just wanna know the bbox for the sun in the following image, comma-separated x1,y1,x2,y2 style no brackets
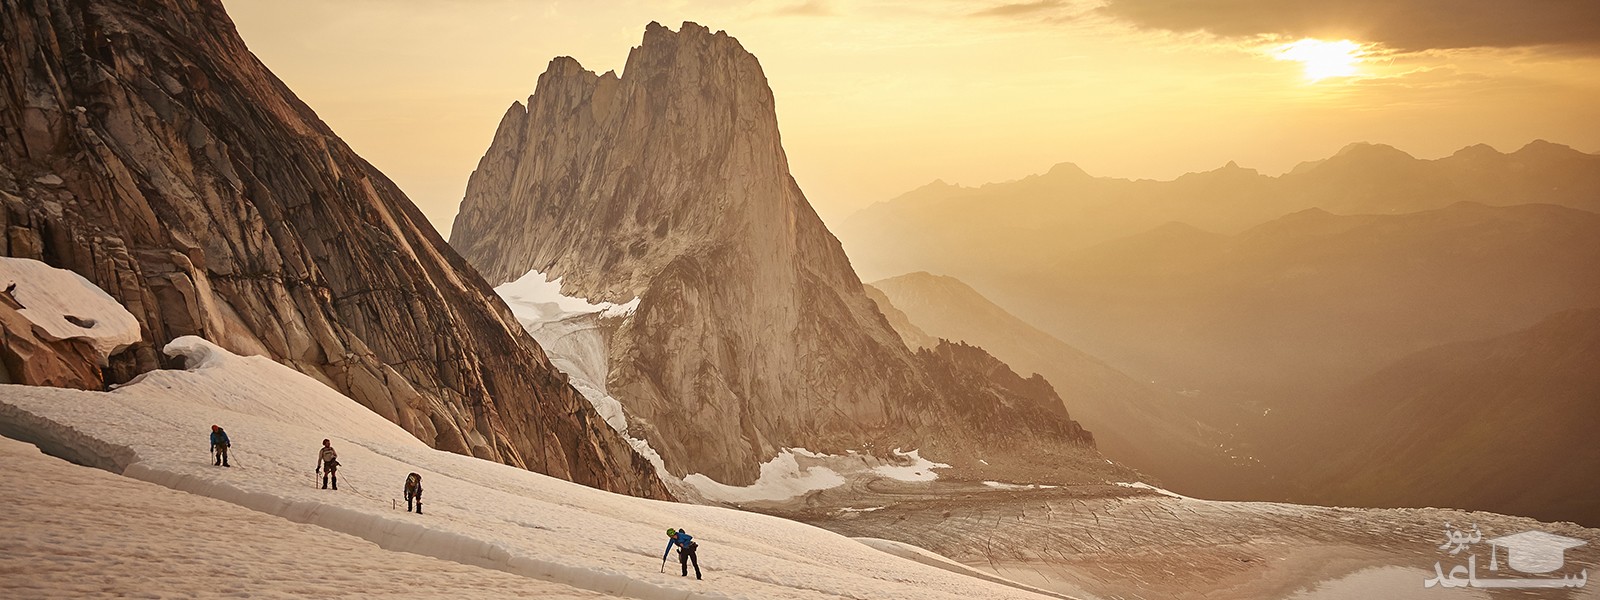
1272,39,1364,82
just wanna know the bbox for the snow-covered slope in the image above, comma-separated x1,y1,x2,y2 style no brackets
0,435,603,599
0,335,1063,599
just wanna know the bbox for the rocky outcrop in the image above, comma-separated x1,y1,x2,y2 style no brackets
0,0,666,498
452,22,1106,485
862,284,938,350
0,296,102,389
0,256,142,389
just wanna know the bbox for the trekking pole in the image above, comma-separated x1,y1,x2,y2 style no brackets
660,556,667,573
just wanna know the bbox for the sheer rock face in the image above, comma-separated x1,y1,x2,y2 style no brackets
452,22,1103,485
0,0,667,499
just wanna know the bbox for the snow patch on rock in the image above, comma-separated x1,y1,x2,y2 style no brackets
873,448,949,482
684,449,849,504
497,269,639,322
1117,481,1201,501
685,447,951,504
0,257,140,359
494,269,681,495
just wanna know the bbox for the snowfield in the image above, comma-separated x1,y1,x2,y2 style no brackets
0,435,603,599
0,334,1065,599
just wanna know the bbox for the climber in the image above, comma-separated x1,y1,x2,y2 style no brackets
315,438,339,490
663,528,702,580
404,472,423,513
209,425,230,467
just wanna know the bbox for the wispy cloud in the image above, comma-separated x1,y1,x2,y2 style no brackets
1096,0,1600,55
970,0,1066,18
772,0,835,17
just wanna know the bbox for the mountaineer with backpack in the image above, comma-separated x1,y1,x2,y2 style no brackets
209,425,230,467
662,528,702,579
404,472,423,513
316,439,339,490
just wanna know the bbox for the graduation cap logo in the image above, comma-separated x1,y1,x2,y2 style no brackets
1486,531,1586,574
1427,525,1590,589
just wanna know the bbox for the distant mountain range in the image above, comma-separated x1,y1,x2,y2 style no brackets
1038,202,1600,404
839,142,1600,523
839,140,1600,284
867,272,1250,497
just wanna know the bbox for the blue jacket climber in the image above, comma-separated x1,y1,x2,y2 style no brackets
663,528,702,579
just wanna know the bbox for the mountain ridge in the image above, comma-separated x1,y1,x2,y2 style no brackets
839,139,1600,283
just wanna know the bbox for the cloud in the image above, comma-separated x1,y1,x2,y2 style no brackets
971,0,1067,18
772,0,835,17
1096,0,1600,53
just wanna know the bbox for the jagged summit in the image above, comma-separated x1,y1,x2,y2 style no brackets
453,20,791,295
451,23,1115,486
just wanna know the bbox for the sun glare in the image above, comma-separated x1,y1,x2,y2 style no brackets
1272,39,1364,82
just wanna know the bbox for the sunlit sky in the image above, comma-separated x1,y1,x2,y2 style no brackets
224,0,1600,235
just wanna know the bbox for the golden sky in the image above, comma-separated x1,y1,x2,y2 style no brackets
224,0,1600,235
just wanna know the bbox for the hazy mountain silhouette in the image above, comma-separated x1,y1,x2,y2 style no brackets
868,272,1251,498
1031,202,1600,406
842,142,1600,521
1286,307,1600,526
839,141,1600,284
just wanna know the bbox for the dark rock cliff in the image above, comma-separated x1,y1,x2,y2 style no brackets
0,0,667,498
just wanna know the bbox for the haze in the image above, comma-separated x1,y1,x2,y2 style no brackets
224,0,1600,234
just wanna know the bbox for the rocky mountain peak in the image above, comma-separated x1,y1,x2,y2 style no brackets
452,23,1109,486
454,21,799,298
